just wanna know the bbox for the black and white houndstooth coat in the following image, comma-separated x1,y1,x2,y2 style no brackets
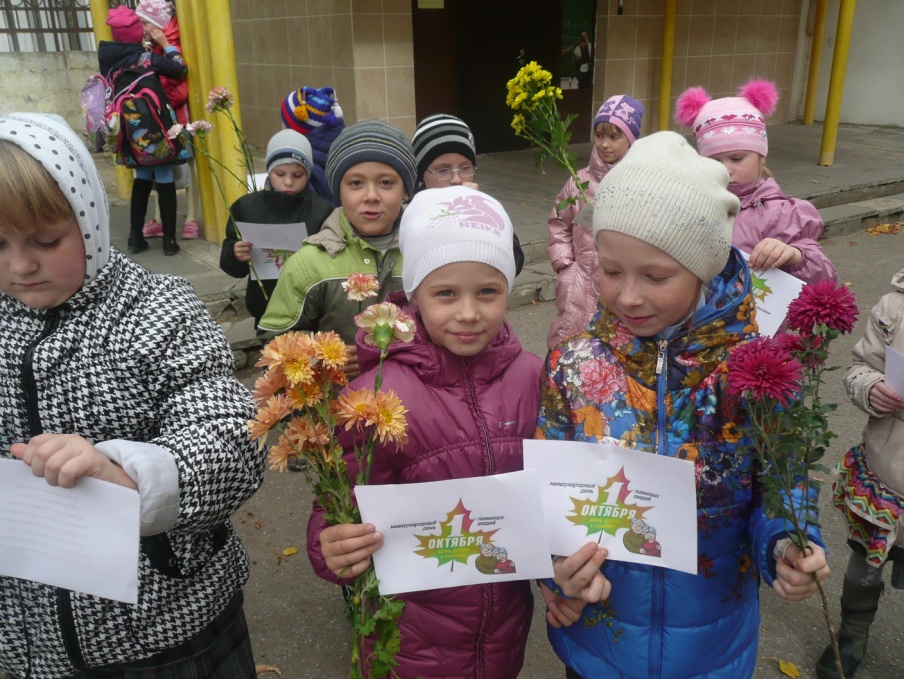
0,113,264,678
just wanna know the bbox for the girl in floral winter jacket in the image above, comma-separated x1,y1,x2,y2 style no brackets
307,187,547,678
538,132,830,679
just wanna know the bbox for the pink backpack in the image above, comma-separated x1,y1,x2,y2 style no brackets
79,73,112,151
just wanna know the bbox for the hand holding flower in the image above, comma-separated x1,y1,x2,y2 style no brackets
773,541,830,601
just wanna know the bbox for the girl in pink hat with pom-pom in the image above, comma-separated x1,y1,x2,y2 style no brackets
676,80,837,286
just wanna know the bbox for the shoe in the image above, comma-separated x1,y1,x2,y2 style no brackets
181,219,200,239
142,219,163,238
816,580,883,679
163,238,180,256
127,235,149,254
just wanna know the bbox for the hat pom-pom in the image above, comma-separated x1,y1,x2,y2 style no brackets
675,87,710,126
739,79,778,117
294,105,308,122
332,101,344,120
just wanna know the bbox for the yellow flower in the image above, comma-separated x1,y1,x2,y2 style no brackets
286,379,324,410
368,390,409,446
313,331,349,369
511,114,525,133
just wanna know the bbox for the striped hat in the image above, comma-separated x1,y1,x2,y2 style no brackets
411,114,477,182
325,119,417,198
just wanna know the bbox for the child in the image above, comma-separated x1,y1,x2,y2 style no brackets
219,129,333,328
0,113,262,677
306,186,543,677
537,131,830,679
817,267,904,679
676,80,837,285
259,119,415,378
546,94,643,348
98,4,188,256
411,113,525,274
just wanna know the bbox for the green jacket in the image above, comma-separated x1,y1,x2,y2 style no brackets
258,207,403,342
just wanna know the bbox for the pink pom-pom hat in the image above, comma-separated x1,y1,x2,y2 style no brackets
675,79,779,158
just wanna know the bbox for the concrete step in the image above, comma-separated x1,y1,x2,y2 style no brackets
819,192,904,239
807,179,904,210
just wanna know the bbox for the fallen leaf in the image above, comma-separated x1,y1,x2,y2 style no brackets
849,241,857,246
811,179,820,183
779,659,801,677
255,664,282,676
866,222,902,235
253,521,264,529
282,547,298,556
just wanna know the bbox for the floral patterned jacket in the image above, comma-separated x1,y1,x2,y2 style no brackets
537,249,824,679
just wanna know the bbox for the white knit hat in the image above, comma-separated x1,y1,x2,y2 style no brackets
593,131,739,282
400,186,516,298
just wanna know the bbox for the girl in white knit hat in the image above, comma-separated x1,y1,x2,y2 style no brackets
536,131,830,679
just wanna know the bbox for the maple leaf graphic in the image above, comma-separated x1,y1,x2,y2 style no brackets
414,499,499,571
264,248,295,270
567,467,650,542
750,271,772,303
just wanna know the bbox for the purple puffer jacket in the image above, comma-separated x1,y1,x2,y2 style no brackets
730,177,838,284
546,145,614,348
307,293,543,679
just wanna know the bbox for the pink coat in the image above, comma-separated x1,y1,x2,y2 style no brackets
546,145,614,348
730,177,837,284
307,294,542,678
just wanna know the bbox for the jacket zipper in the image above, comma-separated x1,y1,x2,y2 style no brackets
21,309,87,673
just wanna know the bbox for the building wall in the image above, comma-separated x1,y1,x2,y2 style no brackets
232,0,415,149
592,0,807,137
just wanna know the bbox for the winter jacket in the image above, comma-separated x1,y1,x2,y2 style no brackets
537,249,824,679
306,122,345,206
0,252,262,678
836,267,904,561
219,186,334,326
730,177,837,284
258,208,403,342
307,292,543,678
147,16,189,126
97,41,187,90
546,144,615,348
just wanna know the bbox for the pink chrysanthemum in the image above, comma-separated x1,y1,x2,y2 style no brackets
775,332,825,369
786,280,859,335
726,337,802,407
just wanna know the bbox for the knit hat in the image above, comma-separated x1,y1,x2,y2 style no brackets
325,120,417,198
266,129,314,176
281,86,344,135
106,6,143,44
135,0,174,29
675,79,779,158
411,114,477,181
593,131,739,282
593,95,645,144
400,186,516,298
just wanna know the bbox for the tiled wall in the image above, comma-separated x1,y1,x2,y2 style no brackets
593,0,805,136
232,0,415,149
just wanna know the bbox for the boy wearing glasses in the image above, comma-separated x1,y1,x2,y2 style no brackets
412,114,524,273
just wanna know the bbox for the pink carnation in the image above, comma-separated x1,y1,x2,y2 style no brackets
726,337,802,407
342,273,380,302
786,280,859,335
206,86,234,113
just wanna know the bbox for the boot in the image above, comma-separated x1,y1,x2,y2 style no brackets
128,178,154,254
816,580,883,679
157,181,180,256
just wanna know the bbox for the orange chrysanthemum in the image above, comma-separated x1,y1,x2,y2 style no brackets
267,433,296,473
286,379,324,410
335,388,375,431
247,394,291,448
368,390,408,446
257,332,316,386
313,331,349,369
251,367,288,403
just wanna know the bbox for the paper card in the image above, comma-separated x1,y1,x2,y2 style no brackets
0,459,139,603
235,221,306,280
523,439,698,574
740,250,806,337
356,470,553,595
885,345,904,399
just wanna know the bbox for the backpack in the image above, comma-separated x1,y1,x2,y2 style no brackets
79,73,112,152
106,67,187,167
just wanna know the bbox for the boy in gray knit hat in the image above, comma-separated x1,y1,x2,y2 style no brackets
260,119,416,378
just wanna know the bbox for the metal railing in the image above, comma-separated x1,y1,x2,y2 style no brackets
0,0,137,52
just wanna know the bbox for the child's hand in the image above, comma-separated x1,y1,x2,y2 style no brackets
772,540,830,601
234,240,253,262
147,25,169,48
320,523,382,578
10,434,138,490
869,381,904,413
552,542,611,603
343,344,360,380
748,238,802,270
538,581,586,628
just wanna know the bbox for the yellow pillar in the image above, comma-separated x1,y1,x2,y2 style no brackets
803,0,828,125
89,0,133,201
657,0,677,131
819,0,857,166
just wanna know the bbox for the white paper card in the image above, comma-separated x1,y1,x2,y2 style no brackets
740,250,806,336
885,345,904,399
235,221,306,280
356,470,553,595
523,439,698,574
0,459,139,603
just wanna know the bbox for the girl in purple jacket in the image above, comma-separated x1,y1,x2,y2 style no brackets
307,187,552,677
676,80,837,285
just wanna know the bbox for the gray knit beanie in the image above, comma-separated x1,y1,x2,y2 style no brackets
411,114,477,182
266,129,313,175
325,119,417,199
593,131,739,282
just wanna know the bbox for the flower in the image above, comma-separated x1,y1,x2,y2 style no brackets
206,86,234,113
185,119,213,136
335,388,374,431
356,302,416,349
726,336,802,407
312,331,349,369
167,123,183,139
342,273,380,302
786,280,859,335
250,366,288,403
776,332,826,369
256,332,316,386
247,394,292,448
367,390,409,446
